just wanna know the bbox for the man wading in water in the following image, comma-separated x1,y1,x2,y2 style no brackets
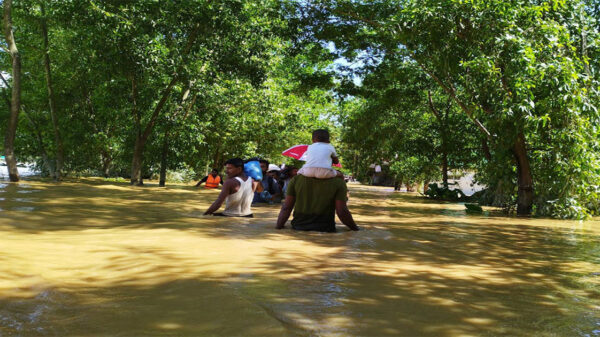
275,173,359,232
204,158,259,217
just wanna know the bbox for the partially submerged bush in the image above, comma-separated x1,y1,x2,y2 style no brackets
425,183,468,201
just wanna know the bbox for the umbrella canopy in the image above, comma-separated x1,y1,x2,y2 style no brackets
281,144,309,160
281,144,342,168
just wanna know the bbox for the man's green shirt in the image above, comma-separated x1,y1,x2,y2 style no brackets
286,175,348,232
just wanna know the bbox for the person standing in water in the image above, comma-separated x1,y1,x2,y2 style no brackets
276,171,359,232
195,169,223,188
204,158,258,217
297,129,343,179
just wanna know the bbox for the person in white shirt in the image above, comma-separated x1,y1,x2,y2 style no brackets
204,158,259,217
297,129,343,179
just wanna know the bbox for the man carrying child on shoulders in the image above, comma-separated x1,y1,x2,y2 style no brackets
276,129,359,232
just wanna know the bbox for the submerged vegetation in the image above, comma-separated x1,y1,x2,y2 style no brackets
1,0,599,218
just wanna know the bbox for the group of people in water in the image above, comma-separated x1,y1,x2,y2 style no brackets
199,129,360,232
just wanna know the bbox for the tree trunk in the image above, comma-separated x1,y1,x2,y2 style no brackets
428,90,450,189
129,25,200,186
41,4,64,181
513,132,533,216
211,145,221,170
158,84,194,187
158,126,170,187
130,75,143,185
481,138,492,161
23,109,54,177
131,139,144,185
394,177,402,191
0,75,49,177
442,151,449,188
3,0,20,182
101,151,112,178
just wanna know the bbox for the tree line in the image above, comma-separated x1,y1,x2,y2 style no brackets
299,0,599,219
1,0,337,186
2,0,599,218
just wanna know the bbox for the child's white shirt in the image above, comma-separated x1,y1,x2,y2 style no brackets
304,142,337,169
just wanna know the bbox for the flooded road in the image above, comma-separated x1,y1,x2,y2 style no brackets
0,179,599,336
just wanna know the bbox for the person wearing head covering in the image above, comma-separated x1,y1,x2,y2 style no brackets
252,159,282,204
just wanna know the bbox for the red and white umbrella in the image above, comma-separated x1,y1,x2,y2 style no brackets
281,144,342,167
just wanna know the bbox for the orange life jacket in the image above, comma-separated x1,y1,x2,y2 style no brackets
205,174,221,189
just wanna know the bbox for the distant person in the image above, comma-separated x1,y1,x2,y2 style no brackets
204,158,258,217
276,174,359,232
267,164,284,202
195,169,223,188
297,129,343,179
280,166,298,196
253,159,281,204
266,164,281,180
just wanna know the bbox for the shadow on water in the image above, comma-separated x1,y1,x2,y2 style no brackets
1,179,599,336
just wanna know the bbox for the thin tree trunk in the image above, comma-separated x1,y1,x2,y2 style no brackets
131,140,144,185
481,138,492,161
513,132,534,216
41,3,64,181
3,0,20,182
23,109,54,177
85,88,114,178
101,150,112,178
0,74,50,177
158,126,170,187
129,25,200,185
211,145,221,169
353,152,358,178
427,90,449,188
442,152,449,188
159,83,194,187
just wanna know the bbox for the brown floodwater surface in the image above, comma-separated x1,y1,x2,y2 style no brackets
0,179,599,336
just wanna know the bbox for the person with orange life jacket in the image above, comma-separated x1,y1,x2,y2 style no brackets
195,169,223,188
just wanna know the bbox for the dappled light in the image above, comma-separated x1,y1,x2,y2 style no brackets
1,180,599,336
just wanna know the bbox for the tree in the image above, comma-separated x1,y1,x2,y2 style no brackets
3,0,21,182
296,0,600,217
40,2,64,181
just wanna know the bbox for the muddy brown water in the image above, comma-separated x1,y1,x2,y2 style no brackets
0,179,599,337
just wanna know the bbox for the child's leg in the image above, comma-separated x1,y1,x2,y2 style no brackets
312,168,339,179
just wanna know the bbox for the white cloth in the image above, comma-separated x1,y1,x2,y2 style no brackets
298,167,338,179
303,142,337,169
223,176,254,216
375,165,382,173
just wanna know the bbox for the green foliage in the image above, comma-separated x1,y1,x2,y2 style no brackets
1,0,599,220
1,0,337,183
297,0,600,218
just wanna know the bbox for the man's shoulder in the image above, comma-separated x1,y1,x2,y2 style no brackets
293,175,345,187
330,177,346,188
224,176,242,185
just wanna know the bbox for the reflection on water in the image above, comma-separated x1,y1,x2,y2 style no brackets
0,179,599,336
16,190,41,194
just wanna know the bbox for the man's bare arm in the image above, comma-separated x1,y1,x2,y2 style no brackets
276,195,296,229
204,180,234,215
335,200,359,231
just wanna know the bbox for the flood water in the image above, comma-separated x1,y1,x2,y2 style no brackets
0,179,599,337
